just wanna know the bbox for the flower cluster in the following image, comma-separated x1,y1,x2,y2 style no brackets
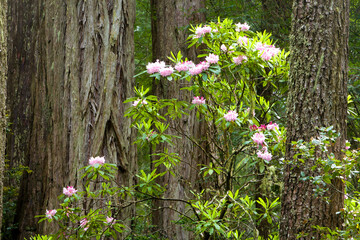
63,186,77,197
249,124,258,131
46,209,57,219
224,110,238,122
235,22,250,32
255,43,280,61
250,122,280,162
233,55,248,65
220,44,234,53
43,156,122,235
146,53,219,78
189,61,210,75
175,61,195,72
250,122,278,132
105,216,115,227
237,36,248,46
89,156,106,166
80,218,89,231
252,132,266,145
146,60,165,74
205,54,219,64
132,99,148,107
194,25,212,38
192,96,206,105
266,121,279,131
159,67,174,77
257,146,272,162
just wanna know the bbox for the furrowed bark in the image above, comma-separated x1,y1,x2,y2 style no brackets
150,0,207,239
280,1,349,239
0,0,7,238
7,1,136,239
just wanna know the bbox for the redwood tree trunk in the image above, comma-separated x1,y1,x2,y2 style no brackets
0,0,7,238
150,0,206,239
280,1,349,239
7,1,136,239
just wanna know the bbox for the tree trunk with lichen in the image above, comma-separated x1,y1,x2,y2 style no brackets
0,0,7,238
150,0,207,239
7,1,136,239
280,0,349,239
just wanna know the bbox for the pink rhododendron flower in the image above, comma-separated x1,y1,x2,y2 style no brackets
266,122,279,131
132,99,148,107
105,216,115,226
249,125,258,131
255,43,280,61
345,140,350,150
189,65,203,75
199,61,210,71
235,22,250,31
258,124,266,131
89,156,105,166
233,55,248,65
194,27,203,38
175,61,195,72
192,96,206,105
205,54,219,64
146,60,165,74
252,132,265,145
220,44,234,53
65,207,73,217
159,66,174,77
63,186,77,197
237,36,248,46
257,150,272,162
189,61,210,75
80,218,89,231
46,209,57,219
194,26,212,38
224,110,238,122
202,26,212,34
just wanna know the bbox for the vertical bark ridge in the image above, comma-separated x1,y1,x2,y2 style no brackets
8,1,136,239
150,0,206,239
0,0,7,237
280,0,349,239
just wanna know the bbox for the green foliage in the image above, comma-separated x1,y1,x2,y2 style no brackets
127,18,289,238
37,162,126,239
135,0,153,89
26,235,53,240
2,161,31,239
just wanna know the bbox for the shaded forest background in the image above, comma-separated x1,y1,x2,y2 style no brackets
1,0,359,239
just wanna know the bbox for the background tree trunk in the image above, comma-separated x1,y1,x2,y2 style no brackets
261,0,292,47
0,0,7,238
150,0,206,239
280,0,349,239
7,1,136,239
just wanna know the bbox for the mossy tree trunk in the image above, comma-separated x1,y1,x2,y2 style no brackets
280,0,349,239
0,0,7,238
150,0,206,239
7,1,136,239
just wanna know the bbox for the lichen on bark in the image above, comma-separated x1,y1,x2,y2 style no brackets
280,0,349,239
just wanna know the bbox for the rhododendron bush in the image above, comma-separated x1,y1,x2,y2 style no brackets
36,18,360,239
125,18,289,238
